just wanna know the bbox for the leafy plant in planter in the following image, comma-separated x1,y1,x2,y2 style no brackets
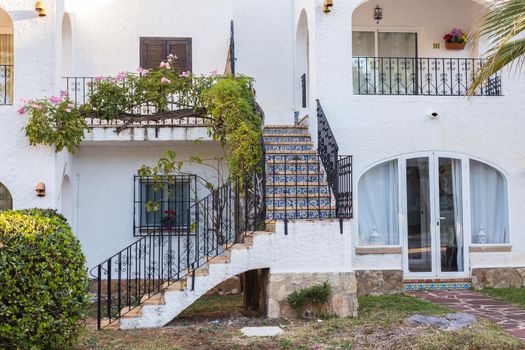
444,28,468,50
287,282,333,319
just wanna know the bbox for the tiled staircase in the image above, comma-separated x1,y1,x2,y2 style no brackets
263,125,335,220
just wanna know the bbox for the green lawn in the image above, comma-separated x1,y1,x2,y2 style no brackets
79,294,525,350
479,288,525,309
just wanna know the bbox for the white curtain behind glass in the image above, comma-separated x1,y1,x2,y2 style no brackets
451,159,463,269
470,160,509,244
358,160,399,245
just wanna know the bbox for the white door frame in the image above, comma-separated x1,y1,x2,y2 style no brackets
400,151,471,279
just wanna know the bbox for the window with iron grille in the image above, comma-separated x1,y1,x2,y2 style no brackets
134,175,196,236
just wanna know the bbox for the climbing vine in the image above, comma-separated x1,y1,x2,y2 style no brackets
19,55,264,182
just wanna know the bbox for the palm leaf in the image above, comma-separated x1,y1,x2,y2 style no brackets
468,0,525,95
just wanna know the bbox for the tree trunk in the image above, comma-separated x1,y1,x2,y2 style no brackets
241,269,269,316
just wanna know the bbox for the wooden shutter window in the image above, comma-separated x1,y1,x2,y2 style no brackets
140,38,192,72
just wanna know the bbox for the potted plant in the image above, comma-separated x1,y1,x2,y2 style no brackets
443,28,468,50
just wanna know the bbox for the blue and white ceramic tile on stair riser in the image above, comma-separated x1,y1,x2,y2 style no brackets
403,283,472,291
266,198,333,208
267,164,321,173
266,186,330,196
266,154,319,161
263,128,309,135
263,137,311,143
266,175,325,183
265,145,313,152
267,211,336,220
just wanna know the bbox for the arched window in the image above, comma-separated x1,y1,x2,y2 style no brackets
470,160,509,244
358,159,399,245
0,8,13,104
0,182,12,211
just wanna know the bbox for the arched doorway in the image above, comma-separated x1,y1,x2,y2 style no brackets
0,8,13,104
62,13,73,77
295,10,309,110
0,182,12,211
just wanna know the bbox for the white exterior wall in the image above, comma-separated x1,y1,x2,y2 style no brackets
313,0,525,271
71,142,228,268
65,0,233,76
0,0,65,211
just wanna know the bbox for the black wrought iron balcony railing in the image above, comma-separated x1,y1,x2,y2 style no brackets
63,77,211,128
352,57,502,96
0,65,13,105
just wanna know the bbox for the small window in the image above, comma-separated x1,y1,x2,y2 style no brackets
470,160,509,244
135,175,196,236
0,182,12,211
140,37,192,72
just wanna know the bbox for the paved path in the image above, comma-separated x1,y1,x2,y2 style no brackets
410,290,525,339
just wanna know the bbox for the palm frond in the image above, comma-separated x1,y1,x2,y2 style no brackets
468,0,525,95
468,37,525,96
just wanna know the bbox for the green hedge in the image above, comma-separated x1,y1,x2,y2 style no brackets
0,209,89,349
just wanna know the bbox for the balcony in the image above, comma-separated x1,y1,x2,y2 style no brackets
352,57,501,97
64,77,211,129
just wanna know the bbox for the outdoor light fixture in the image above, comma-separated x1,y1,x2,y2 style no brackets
35,1,47,17
374,5,383,24
35,182,46,197
323,0,333,13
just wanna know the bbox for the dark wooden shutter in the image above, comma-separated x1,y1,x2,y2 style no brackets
140,38,192,72
167,39,192,72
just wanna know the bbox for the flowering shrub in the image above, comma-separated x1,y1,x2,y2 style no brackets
19,91,88,153
20,54,264,182
444,28,468,43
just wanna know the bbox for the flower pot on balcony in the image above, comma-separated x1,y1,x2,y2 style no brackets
445,42,466,50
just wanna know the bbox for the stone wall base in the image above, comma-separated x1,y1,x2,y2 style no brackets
267,272,358,319
355,270,403,296
471,267,525,289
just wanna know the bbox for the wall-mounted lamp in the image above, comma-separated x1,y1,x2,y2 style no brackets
35,182,46,197
35,2,47,17
323,0,333,13
374,5,383,24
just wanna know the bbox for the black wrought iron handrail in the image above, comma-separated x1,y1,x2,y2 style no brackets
0,64,13,105
63,77,211,128
317,100,353,222
352,57,502,96
229,20,236,76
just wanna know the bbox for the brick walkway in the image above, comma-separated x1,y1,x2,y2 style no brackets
410,290,525,339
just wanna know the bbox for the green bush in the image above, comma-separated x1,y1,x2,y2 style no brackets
0,209,89,349
287,282,332,318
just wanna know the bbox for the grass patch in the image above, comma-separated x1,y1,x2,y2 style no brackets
479,288,525,308
79,293,525,350
175,294,245,322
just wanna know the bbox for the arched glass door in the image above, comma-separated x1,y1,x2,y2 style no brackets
404,154,466,277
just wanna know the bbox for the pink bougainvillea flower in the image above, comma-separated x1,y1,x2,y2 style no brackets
31,104,43,110
161,77,171,84
68,103,75,109
65,108,72,113
50,96,62,104
116,71,127,81
59,90,69,98
17,106,25,115
180,71,190,78
159,61,171,69
210,70,218,76
94,76,104,82
167,54,177,63
137,67,149,76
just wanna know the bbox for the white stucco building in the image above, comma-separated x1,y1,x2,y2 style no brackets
0,0,523,328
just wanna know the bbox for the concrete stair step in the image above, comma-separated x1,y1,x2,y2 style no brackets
263,136,312,143
224,242,252,250
164,279,188,292
141,292,165,305
267,211,336,220
266,198,334,207
206,255,231,264
121,306,143,318
403,278,472,291
100,318,120,330
264,145,314,152
266,181,330,187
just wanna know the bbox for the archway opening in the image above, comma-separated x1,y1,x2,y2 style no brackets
62,13,73,77
0,181,13,211
295,9,309,111
0,8,13,104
